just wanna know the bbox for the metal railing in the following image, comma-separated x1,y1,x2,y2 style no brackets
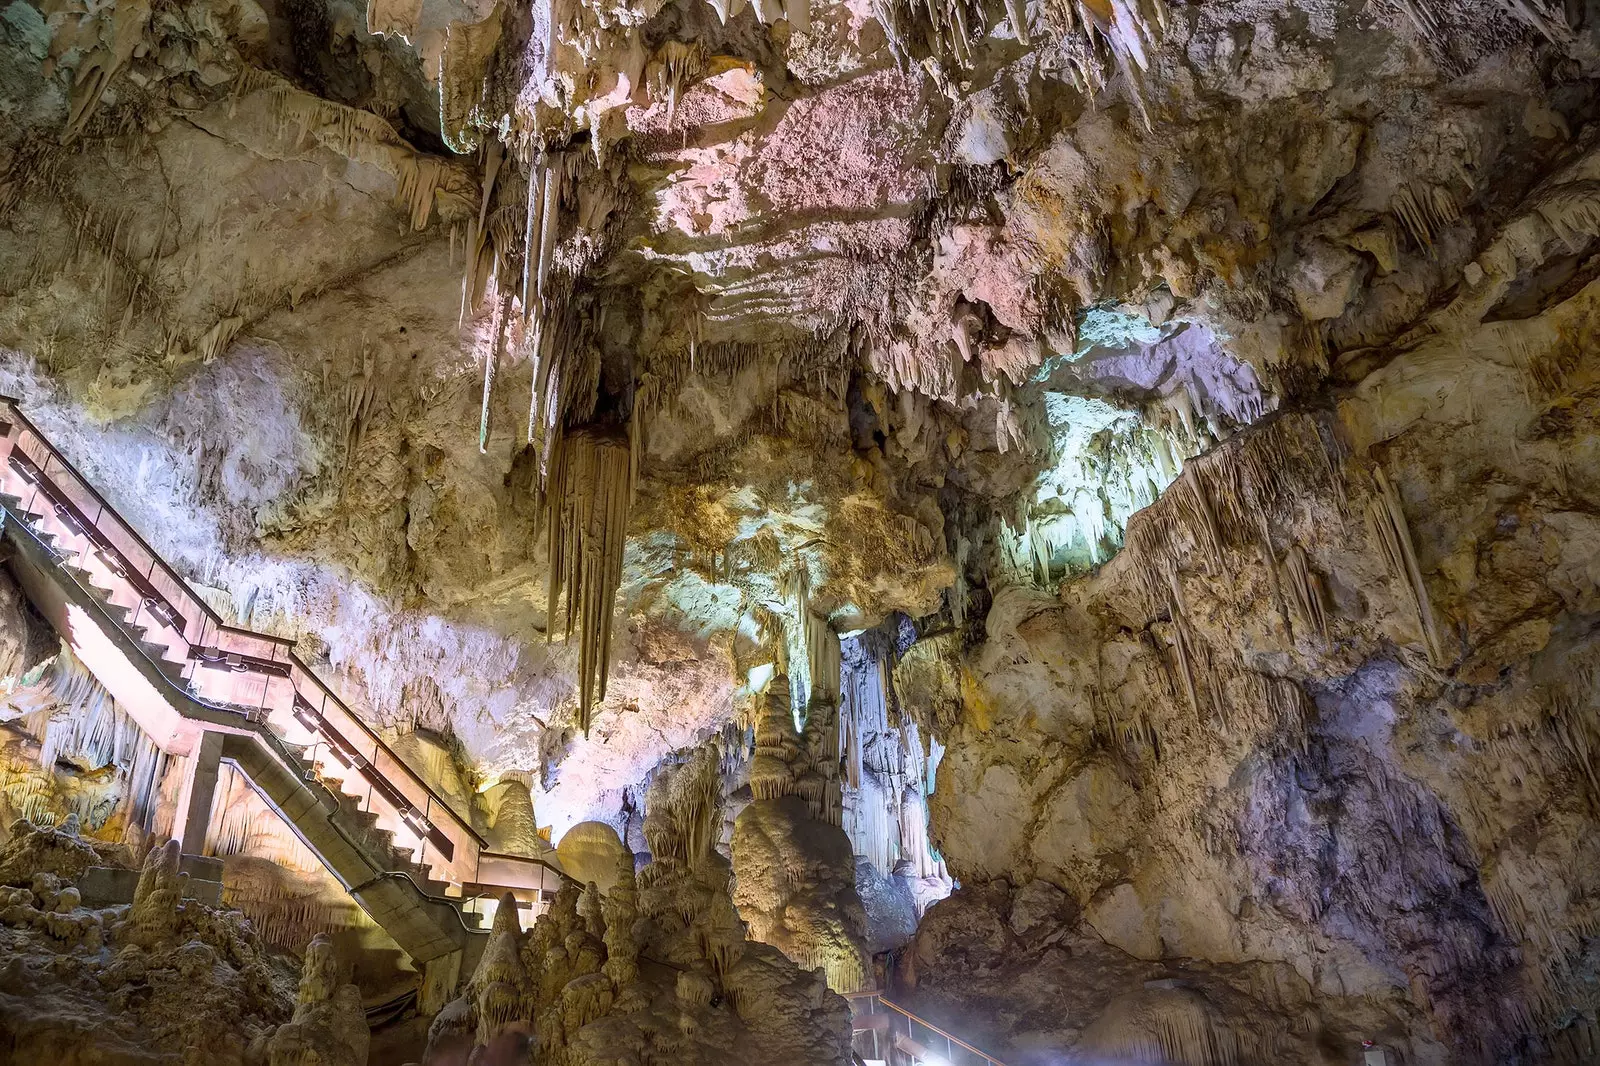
845,991,1008,1066
0,395,573,901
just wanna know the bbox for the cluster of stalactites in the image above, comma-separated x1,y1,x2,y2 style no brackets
452,141,638,737
1365,465,1444,667
871,0,1167,126
837,642,949,892
1094,411,1402,760
467,143,619,471
544,427,634,734
12,642,171,833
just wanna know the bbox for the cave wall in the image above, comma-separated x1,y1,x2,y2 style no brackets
916,183,1600,1062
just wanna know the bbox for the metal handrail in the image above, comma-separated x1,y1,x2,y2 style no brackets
0,397,590,888
0,397,485,850
845,991,1008,1066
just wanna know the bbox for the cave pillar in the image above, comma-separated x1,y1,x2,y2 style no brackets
171,730,224,856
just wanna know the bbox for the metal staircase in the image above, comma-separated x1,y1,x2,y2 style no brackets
847,992,1008,1066
0,396,571,969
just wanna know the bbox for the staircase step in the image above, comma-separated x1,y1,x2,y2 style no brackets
0,493,41,521
1,422,487,962
336,795,382,826
287,751,319,780
133,641,187,683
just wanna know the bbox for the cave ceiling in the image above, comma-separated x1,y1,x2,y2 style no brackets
0,0,1593,829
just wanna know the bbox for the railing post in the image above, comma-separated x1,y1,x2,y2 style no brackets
419,796,431,869
20,445,42,518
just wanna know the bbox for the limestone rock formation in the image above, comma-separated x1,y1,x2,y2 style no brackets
421,753,851,1065
265,934,372,1066
0,824,302,1063
3,0,1600,1058
0,811,106,886
732,675,871,993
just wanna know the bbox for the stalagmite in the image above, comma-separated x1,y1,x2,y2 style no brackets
121,838,182,948
600,848,640,987
267,935,371,1066
467,892,534,1046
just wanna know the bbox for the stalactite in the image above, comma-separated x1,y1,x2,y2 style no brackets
461,139,505,325
1392,182,1461,251
1005,0,1032,43
59,0,153,143
1035,0,1167,125
343,346,378,473
803,605,841,712
1281,544,1328,644
480,292,513,453
395,156,444,231
1163,562,1205,724
648,42,707,121
1366,465,1444,666
438,12,503,153
537,156,561,303
520,161,540,312
527,292,599,485
544,428,634,733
